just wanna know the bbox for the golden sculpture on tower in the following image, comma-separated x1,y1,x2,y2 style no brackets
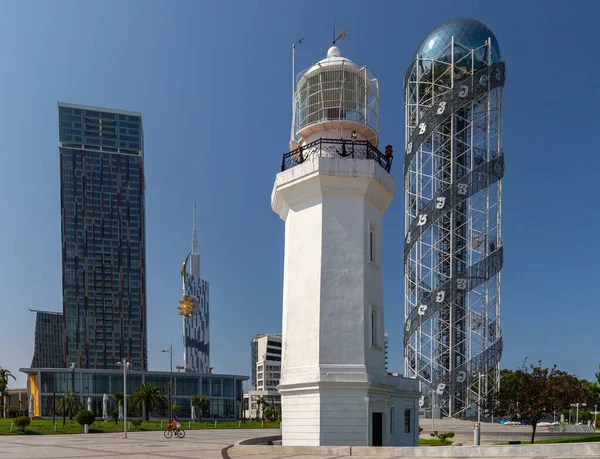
178,253,199,317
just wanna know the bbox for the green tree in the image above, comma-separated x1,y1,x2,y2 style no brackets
0,367,16,419
112,392,124,419
486,361,589,443
172,404,180,417
192,395,210,420
130,383,165,421
190,395,210,421
264,407,272,420
57,392,81,425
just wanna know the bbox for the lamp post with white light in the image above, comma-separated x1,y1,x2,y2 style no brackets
162,344,174,421
116,359,130,438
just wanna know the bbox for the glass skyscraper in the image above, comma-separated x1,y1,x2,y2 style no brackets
183,203,210,373
30,310,64,368
58,102,147,371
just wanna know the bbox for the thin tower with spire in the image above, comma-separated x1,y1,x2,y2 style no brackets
182,202,210,373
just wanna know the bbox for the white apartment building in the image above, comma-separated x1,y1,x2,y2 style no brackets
244,334,282,419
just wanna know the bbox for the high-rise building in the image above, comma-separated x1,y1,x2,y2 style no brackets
58,102,147,371
182,202,210,373
249,334,281,390
30,310,64,368
403,18,505,417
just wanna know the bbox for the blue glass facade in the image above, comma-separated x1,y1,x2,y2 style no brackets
58,103,147,371
31,310,64,368
23,368,246,420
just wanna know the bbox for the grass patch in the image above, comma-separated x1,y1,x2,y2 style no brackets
419,438,445,445
0,419,279,435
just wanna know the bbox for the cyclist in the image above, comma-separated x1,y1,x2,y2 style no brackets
173,416,181,433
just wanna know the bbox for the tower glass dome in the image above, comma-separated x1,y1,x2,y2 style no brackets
414,18,501,62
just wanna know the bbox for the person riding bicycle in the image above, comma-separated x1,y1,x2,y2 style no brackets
173,416,181,433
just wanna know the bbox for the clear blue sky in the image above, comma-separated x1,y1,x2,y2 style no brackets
1,0,599,389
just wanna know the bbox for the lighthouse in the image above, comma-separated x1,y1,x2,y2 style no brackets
271,44,419,447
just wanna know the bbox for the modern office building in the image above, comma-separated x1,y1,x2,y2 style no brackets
403,18,505,417
58,102,147,371
244,334,282,419
20,367,246,420
182,203,210,373
30,310,64,368
250,334,281,390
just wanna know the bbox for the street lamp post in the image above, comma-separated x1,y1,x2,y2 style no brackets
478,372,482,423
594,405,597,428
162,344,174,422
431,391,435,431
117,359,130,438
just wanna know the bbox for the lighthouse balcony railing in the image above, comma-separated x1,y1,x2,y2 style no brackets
281,138,391,173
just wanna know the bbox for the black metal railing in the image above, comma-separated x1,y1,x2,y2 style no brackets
281,138,392,173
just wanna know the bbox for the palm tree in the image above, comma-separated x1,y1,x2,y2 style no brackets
199,395,210,420
112,392,124,421
190,395,200,421
130,383,165,421
256,396,267,420
57,392,80,425
0,367,16,419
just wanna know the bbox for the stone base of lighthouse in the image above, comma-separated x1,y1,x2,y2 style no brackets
279,373,419,447
272,152,420,447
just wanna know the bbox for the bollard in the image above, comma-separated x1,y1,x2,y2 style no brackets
214,420,217,428
239,421,241,428
10,422,14,432
161,420,163,429
54,422,57,432
84,424,89,434
261,420,264,428
188,421,191,430
473,422,480,446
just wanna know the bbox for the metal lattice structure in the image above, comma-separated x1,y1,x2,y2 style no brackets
403,19,505,417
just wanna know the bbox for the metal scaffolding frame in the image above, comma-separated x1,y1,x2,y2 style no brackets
403,36,505,417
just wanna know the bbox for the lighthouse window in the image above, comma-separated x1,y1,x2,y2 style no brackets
369,224,378,264
371,307,379,347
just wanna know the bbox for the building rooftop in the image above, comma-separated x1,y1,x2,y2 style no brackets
57,101,142,117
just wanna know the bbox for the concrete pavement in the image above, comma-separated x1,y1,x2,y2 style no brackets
0,422,598,459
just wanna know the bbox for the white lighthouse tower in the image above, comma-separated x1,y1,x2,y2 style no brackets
271,44,419,447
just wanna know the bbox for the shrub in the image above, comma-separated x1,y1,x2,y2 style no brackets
14,416,31,432
75,409,95,427
430,430,455,445
131,419,143,428
110,408,119,424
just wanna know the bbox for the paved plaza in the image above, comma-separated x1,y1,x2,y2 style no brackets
0,420,598,459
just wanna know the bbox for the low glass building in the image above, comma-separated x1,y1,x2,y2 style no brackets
21,367,246,420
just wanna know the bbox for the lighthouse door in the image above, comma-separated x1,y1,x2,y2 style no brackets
372,412,383,446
